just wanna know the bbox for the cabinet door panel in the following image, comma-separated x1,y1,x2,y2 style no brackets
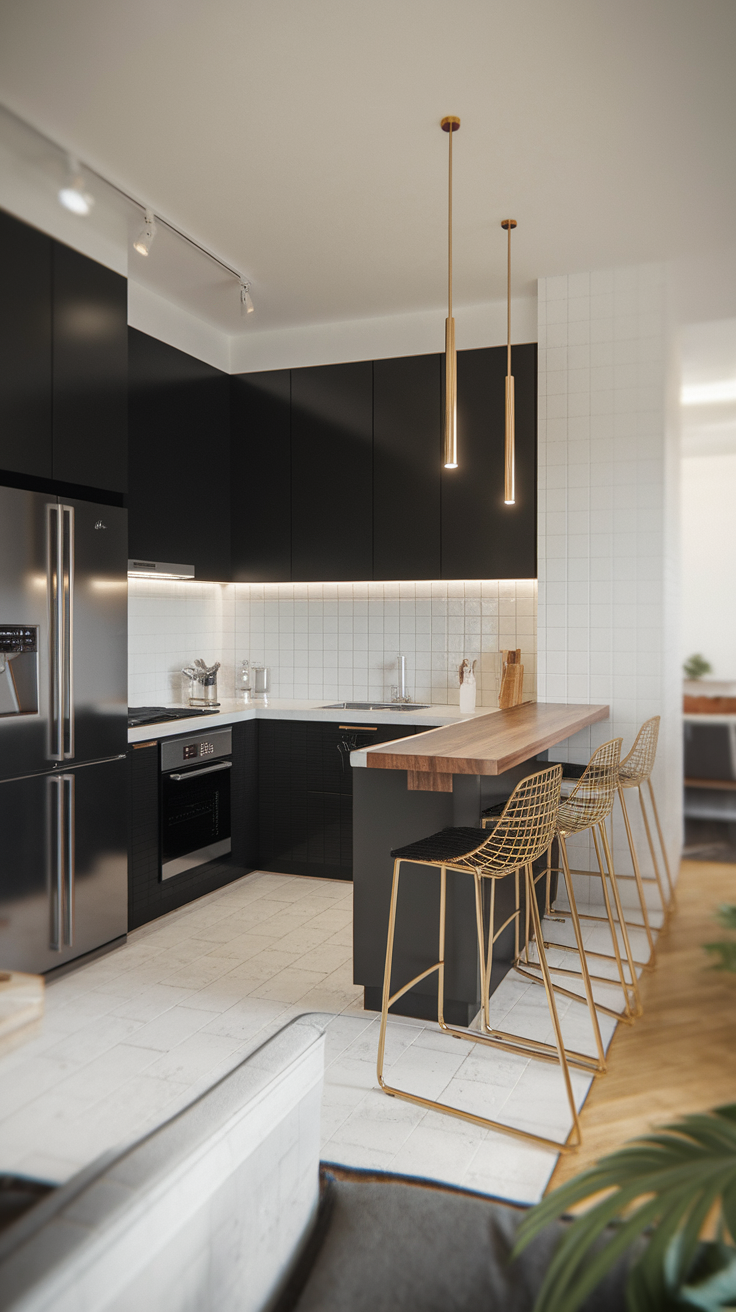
291,362,372,581
441,344,537,579
0,209,52,478
231,370,291,581
52,242,128,492
128,329,230,581
373,354,441,580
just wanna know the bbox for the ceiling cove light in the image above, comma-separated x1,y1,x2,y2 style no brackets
240,281,254,314
441,115,460,469
501,218,517,505
133,209,157,256
58,157,94,215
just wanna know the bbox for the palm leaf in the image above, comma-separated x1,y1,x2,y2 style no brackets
513,1104,736,1312
715,905,736,933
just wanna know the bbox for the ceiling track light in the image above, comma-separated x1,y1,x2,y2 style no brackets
133,208,157,256
240,281,254,314
58,156,94,216
441,116,460,470
501,218,517,505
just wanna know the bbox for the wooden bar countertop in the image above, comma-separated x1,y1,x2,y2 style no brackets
364,702,610,791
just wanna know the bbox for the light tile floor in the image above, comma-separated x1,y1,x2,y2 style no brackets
0,869,654,1204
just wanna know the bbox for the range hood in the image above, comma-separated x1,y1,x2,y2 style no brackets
127,560,195,580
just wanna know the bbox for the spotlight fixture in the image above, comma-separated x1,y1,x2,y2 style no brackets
240,281,254,314
441,116,460,469
58,157,94,216
501,218,517,505
133,209,157,256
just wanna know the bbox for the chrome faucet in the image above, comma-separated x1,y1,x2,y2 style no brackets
392,653,410,703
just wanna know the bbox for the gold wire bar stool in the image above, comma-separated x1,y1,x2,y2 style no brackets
614,716,675,964
521,738,643,1024
377,764,588,1155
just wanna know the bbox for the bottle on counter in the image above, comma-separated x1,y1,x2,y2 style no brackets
458,658,477,713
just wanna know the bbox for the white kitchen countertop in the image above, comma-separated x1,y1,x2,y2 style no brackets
128,698,495,744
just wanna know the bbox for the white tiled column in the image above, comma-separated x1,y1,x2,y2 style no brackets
537,267,681,900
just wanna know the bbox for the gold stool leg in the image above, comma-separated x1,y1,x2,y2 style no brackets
590,825,637,1020
617,785,657,965
437,865,447,1028
525,862,582,1149
556,836,607,1067
598,822,643,1018
377,858,402,1090
637,784,669,925
648,778,676,907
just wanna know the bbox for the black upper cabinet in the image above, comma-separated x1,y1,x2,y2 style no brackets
0,210,53,480
441,344,537,579
231,370,291,581
52,242,128,492
291,362,373,582
373,354,442,580
128,329,231,581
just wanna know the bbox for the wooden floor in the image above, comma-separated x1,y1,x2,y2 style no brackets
548,857,736,1191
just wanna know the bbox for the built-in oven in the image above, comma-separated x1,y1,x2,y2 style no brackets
160,727,232,880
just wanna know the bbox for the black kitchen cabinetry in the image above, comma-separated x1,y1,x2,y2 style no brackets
52,243,128,492
373,354,442,580
257,720,430,881
128,721,257,930
0,209,53,479
291,362,373,582
441,343,537,579
231,344,536,584
0,208,127,496
128,328,231,581
231,369,291,582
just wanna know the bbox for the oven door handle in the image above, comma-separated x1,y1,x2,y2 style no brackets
168,761,233,781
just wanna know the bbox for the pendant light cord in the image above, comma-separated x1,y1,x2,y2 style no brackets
506,219,511,377
448,125,453,322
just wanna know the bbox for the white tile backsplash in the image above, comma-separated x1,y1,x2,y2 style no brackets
128,579,537,709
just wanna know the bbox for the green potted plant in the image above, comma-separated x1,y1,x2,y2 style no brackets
514,1104,736,1310
684,655,713,681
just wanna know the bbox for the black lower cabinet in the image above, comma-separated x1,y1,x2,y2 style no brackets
257,721,430,880
128,721,258,930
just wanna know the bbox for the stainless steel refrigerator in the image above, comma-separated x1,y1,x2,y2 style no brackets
0,486,128,974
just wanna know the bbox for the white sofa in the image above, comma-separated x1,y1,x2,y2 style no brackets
0,1014,327,1312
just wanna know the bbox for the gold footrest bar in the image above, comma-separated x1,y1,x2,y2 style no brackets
543,938,638,977
377,1075,578,1154
516,963,636,1025
387,961,441,1008
440,1015,602,1074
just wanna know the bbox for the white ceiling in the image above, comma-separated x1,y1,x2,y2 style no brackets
1,0,735,337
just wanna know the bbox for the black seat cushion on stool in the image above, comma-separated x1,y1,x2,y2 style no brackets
391,826,490,863
481,800,508,821
281,1173,632,1312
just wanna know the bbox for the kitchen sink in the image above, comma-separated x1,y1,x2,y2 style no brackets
322,702,431,711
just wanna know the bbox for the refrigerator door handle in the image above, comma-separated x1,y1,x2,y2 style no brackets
47,505,64,761
61,505,75,760
49,775,63,951
63,773,75,947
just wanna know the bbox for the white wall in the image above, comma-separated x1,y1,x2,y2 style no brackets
681,452,736,678
128,578,537,709
536,266,681,897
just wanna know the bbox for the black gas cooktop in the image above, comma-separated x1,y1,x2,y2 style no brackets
128,706,220,728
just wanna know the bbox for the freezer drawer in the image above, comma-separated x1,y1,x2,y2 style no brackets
0,756,127,974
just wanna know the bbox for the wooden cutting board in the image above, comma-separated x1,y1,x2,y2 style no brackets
499,648,525,709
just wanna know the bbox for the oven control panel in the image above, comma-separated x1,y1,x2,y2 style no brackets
160,727,232,773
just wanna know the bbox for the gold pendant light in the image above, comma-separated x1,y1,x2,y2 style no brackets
501,218,517,504
441,116,460,468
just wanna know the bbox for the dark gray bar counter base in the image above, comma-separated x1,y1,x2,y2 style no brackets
353,763,547,1024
